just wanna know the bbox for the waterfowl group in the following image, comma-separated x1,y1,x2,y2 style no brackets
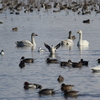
15,33,38,47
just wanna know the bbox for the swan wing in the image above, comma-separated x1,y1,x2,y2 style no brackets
82,40,89,46
15,40,33,46
44,43,51,52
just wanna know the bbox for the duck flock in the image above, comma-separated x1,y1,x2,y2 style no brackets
1,0,100,99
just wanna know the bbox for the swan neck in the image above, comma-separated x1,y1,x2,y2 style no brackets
79,33,82,41
31,36,36,46
69,32,72,39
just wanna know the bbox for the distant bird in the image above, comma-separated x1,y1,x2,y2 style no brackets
91,65,100,73
46,58,59,64
97,58,100,63
15,33,38,47
44,43,60,54
68,31,76,40
38,88,55,95
24,81,42,89
61,83,74,91
57,75,64,83
19,61,25,68
83,19,90,23
12,27,18,31
64,90,79,97
60,60,72,67
72,61,82,68
38,47,46,52
77,30,89,46
80,59,88,66
20,56,35,63
0,50,4,56
61,39,73,45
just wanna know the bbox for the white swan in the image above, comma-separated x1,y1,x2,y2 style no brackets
61,31,74,45
15,33,38,47
44,43,60,54
77,30,89,46
38,47,46,52
61,39,73,45
91,65,100,72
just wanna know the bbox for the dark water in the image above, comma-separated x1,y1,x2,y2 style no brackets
0,2,100,100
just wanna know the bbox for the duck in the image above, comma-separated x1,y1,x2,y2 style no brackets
44,43,60,55
46,58,59,64
61,83,74,91
0,50,4,55
19,61,25,68
80,59,88,66
83,19,90,23
38,88,55,95
24,81,42,89
12,27,18,31
38,47,46,52
20,56,35,63
68,31,76,40
15,33,38,47
91,65,100,72
57,75,64,83
64,90,79,97
60,60,72,67
97,58,100,63
72,61,82,68
77,30,89,46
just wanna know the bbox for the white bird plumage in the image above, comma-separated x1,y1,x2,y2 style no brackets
44,43,60,55
38,47,46,52
91,65,100,72
77,30,89,46
15,33,38,47
0,50,4,55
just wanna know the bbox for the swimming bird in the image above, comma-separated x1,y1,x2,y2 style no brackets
97,58,100,63
46,58,59,64
61,39,73,45
15,33,38,47
38,88,55,95
44,43,60,54
64,90,79,97
38,47,46,52
60,60,72,67
61,83,74,91
24,82,42,89
19,61,25,68
80,59,88,66
72,61,82,68
91,65,100,72
57,75,64,83
0,50,4,55
68,31,76,40
20,56,35,63
77,30,89,46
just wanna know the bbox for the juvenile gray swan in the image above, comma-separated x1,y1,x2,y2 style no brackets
15,33,38,47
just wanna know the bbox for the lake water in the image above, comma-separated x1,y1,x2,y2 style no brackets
0,2,100,100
